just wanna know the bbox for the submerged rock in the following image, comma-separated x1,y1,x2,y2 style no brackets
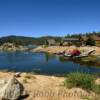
0,76,24,100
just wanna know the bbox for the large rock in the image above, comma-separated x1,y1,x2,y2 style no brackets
0,76,24,100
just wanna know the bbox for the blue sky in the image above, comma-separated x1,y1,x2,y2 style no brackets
0,0,100,37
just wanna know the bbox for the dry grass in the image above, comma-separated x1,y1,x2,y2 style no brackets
0,72,99,100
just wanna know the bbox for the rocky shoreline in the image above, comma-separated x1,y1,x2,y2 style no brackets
32,46,100,56
0,71,99,100
0,43,28,51
32,46,100,67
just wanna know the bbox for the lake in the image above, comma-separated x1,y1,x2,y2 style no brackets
0,51,100,75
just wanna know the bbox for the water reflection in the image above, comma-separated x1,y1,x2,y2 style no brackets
59,56,100,68
44,53,55,62
0,52,100,74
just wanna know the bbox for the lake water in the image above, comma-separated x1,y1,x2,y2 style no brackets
0,51,100,75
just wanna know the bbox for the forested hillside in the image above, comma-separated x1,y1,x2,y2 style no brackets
0,32,100,46
0,35,61,46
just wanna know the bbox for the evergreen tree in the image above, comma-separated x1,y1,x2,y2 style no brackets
86,37,95,46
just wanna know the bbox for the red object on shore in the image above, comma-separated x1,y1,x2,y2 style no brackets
69,49,81,56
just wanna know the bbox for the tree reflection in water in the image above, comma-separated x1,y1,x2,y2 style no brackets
45,53,55,62
59,56,100,68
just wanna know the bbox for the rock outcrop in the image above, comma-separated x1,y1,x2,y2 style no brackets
0,76,24,100
0,43,28,51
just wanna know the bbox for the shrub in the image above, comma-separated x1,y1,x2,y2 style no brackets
64,72,95,91
64,72,100,94
86,37,95,46
92,84,100,94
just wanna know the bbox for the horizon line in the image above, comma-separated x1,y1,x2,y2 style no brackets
0,31,100,38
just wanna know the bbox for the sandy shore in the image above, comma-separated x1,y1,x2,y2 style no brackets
0,71,99,100
32,46,100,56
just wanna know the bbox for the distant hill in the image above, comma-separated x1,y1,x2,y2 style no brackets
0,32,100,46
0,35,61,46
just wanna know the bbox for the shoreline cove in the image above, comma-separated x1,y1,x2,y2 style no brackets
0,51,100,74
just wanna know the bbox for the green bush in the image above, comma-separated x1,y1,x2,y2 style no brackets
64,72,94,91
92,84,100,94
64,72,100,94
86,37,95,46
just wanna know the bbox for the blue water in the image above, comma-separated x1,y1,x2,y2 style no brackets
0,51,100,75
